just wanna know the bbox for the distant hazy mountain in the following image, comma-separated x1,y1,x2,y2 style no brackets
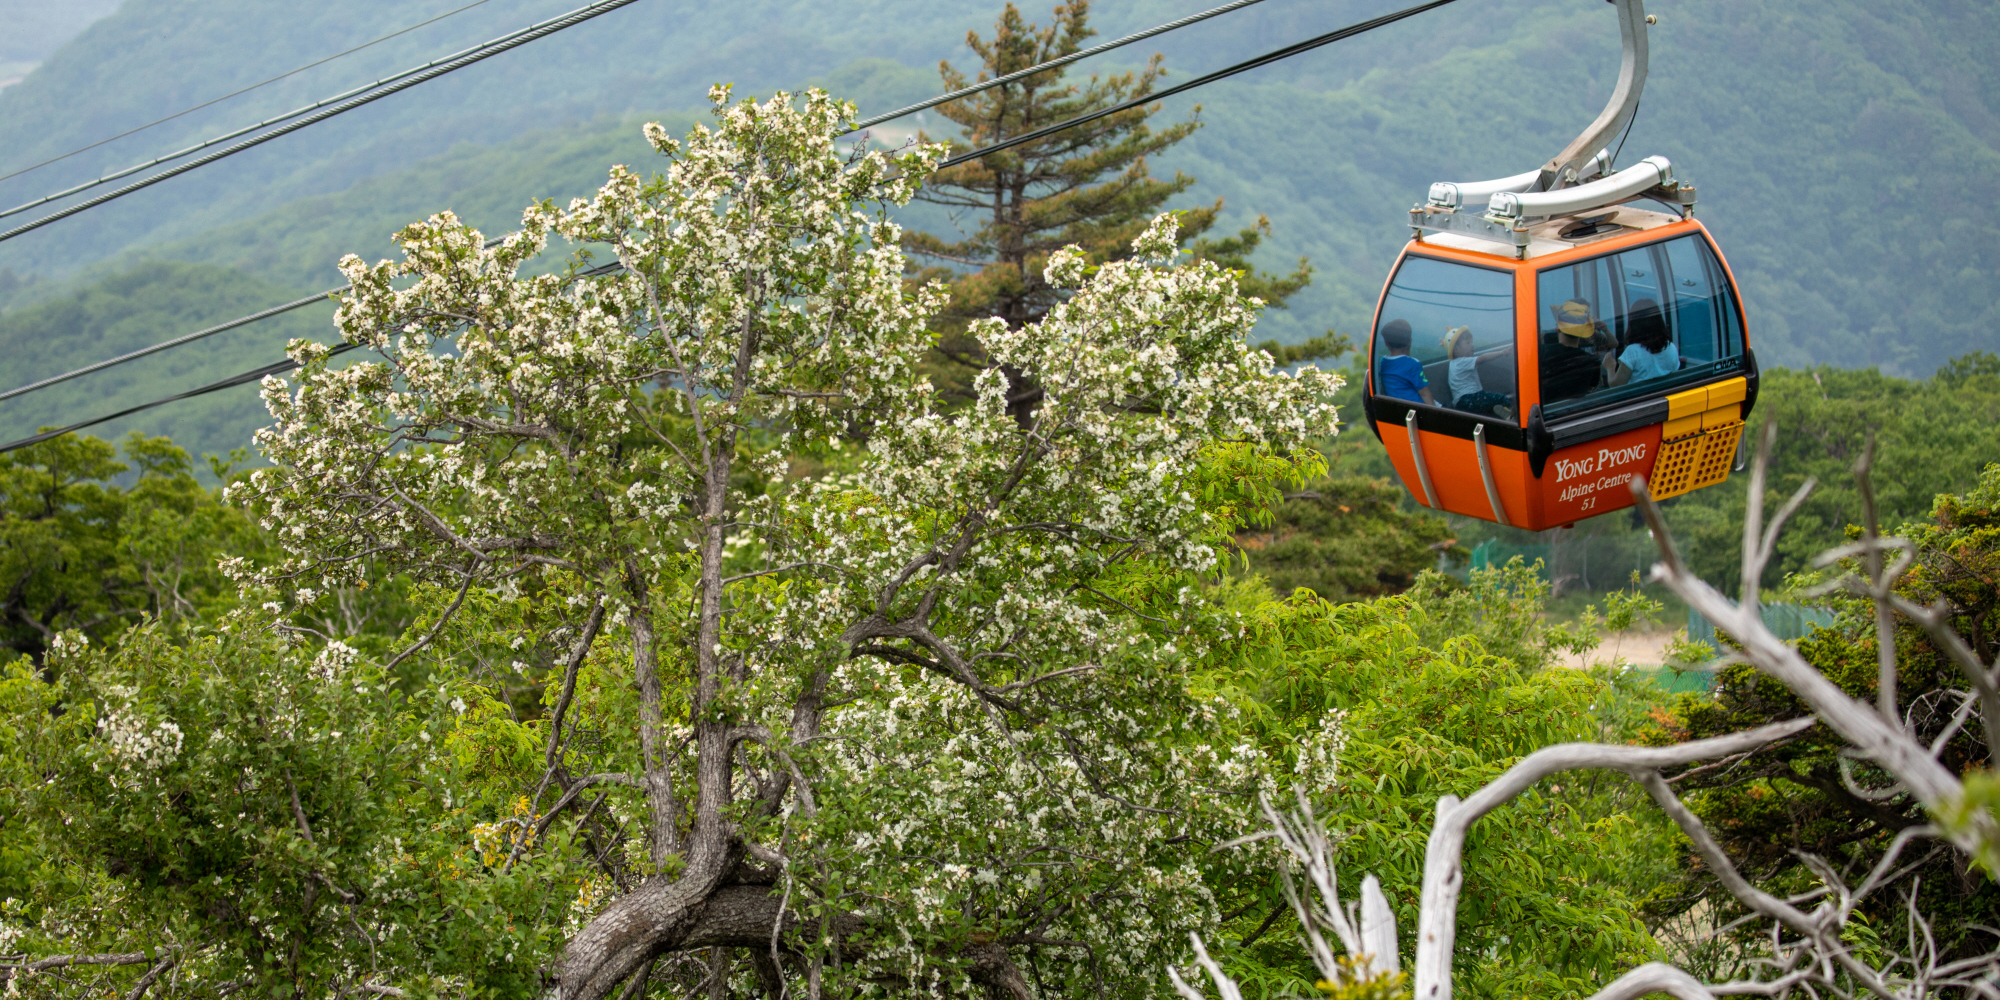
0,0,121,58
0,0,120,88
2,0,1997,456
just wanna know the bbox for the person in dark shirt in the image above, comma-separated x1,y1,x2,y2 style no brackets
1541,299,1613,403
1376,318,1435,404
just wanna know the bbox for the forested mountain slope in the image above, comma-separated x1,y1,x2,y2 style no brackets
1,0,1997,455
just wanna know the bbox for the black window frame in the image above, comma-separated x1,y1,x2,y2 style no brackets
1531,230,1747,421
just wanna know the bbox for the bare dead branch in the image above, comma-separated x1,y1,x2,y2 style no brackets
1585,962,1717,1000
1629,478,1966,812
1853,434,1901,725
1888,593,2000,755
1412,720,1814,1000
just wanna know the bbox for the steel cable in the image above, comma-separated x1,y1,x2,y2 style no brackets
1,0,1459,452
0,345,359,454
935,0,1465,170
0,0,650,243
847,0,1274,132
0,287,341,405
0,0,502,187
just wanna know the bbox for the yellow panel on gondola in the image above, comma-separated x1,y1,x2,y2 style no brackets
1649,377,1746,501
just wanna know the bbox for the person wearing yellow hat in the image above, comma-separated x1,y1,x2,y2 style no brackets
1542,298,1613,402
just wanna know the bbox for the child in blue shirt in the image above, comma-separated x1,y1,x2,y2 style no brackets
1376,319,1434,405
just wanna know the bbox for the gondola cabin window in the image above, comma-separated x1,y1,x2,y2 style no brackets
1535,233,1744,419
1373,256,1516,417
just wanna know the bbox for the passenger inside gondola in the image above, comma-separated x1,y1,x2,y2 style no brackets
1373,255,1515,412
1443,326,1511,418
1376,318,1435,404
1535,233,1746,418
1607,298,1678,385
1542,298,1608,402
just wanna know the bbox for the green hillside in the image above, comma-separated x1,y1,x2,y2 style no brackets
0,261,326,461
2,0,1999,462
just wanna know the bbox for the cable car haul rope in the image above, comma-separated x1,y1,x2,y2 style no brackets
2,0,1467,455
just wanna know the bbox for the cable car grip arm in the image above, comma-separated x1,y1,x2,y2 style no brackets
1538,0,1648,192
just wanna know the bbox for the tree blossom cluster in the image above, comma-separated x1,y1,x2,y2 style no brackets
218,85,1344,997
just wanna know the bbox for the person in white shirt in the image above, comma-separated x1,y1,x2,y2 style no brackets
1606,298,1680,386
1441,326,1511,419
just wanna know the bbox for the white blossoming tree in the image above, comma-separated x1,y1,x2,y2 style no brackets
229,87,1341,997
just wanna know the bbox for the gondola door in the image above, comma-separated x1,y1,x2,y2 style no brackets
1518,224,1752,527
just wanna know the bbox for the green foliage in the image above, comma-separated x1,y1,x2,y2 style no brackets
1256,331,1354,370
1196,561,1678,1000
0,617,584,996
0,430,1705,997
1663,360,2000,593
1314,963,1408,1000
903,0,1311,415
1235,474,1458,603
0,432,257,666
1946,770,2000,881
1225,361,1465,606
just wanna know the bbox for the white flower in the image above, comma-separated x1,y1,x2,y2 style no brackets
311,640,358,682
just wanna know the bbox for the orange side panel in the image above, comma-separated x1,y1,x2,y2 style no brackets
1384,426,1539,527
1380,425,1424,505
1488,442,1534,527
1520,423,1666,529
1419,431,1504,520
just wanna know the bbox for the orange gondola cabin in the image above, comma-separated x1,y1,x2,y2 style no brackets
1362,0,1753,531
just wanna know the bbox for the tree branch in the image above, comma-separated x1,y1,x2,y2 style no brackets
123,951,178,1000
384,563,479,671
6,951,152,972
544,596,610,776
1412,719,1814,1000
1583,962,1715,1000
534,773,643,840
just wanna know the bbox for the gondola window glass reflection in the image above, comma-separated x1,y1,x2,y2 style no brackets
1374,257,1516,415
1535,234,1743,417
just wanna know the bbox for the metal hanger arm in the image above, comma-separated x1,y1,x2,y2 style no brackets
1539,0,1648,190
